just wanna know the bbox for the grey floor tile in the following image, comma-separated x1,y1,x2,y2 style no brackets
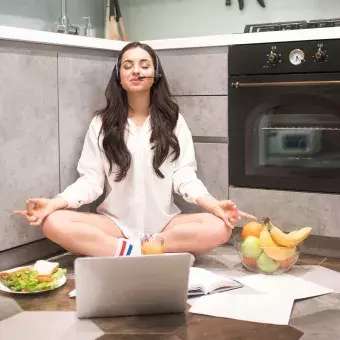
207,254,240,269
292,296,336,320
193,254,229,270
209,245,239,256
0,311,103,340
290,310,340,334
291,293,340,320
299,332,339,340
92,313,192,335
96,335,181,340
0,295,22,321
174,316,303,340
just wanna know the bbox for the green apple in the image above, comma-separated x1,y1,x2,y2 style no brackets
240,236,263,258
256,253,279,273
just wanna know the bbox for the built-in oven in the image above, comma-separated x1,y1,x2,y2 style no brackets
228,39,340,194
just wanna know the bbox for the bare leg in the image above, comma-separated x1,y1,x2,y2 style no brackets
160,213,232,256
41,210,125,257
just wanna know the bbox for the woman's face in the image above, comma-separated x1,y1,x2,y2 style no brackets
119,47,155,93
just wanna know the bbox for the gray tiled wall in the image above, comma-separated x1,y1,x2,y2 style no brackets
58,55,114,192
175,143,229,213
175,96,228,137
0,49,59,251
195,143,229,200
229,187,340,238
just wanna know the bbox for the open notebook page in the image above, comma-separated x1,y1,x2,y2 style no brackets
189,268,242,295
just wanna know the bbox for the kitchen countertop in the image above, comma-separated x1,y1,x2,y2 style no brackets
2,25,340,52
142,26,340,50
0,25,126,52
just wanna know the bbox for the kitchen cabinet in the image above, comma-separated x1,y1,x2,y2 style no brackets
58,54,113,196
175,143,229,212
160,50,228,95
175,96,228,138
0,48,59,251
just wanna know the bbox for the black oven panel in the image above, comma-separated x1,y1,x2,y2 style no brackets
229,39,340,75
228,39,340,194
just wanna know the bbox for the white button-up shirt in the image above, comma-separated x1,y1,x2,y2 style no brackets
58,114,209,240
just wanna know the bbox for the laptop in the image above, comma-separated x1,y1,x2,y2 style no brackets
74,253,192,318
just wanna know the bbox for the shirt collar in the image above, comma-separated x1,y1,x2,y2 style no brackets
127,114,151,135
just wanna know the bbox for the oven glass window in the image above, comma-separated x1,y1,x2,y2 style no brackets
253,107,340,169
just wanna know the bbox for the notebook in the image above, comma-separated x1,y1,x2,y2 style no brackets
188,268,243,296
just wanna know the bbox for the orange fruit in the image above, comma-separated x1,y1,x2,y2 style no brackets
242,221,263,239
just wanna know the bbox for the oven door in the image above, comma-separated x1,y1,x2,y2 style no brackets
228,73,340,194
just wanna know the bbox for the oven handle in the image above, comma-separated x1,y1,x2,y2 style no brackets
231,80,340,88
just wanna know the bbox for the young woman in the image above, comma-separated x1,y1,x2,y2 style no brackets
14,42,256,259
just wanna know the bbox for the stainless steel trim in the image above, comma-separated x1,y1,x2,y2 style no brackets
232,80,340,88
192,136,228,143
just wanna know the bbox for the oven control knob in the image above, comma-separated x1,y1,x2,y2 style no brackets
268,51,279,65
289,49,305,65
314,47,327,62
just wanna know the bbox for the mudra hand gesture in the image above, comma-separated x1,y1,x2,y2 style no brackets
211,200,257,229
13,197,67,226
197,194,256,229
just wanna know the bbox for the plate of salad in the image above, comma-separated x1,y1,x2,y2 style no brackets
0,260,67,294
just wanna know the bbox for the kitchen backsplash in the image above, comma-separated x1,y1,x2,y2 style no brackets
120,0,340,40
1,0,340,41
0,0,106,38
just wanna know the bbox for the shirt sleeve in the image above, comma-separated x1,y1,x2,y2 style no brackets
172,114,209,204
56,117,105,209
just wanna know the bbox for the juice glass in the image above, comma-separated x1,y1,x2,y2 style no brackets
141,234,164,255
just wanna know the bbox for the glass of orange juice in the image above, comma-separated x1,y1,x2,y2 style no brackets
141,234,164,255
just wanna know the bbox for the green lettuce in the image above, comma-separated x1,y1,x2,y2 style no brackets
52,268,67,280
1,267,67,292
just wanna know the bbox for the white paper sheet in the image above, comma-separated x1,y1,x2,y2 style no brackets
189,292,294,325
237,273,334,300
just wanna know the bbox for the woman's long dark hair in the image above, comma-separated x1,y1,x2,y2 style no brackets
95,41,180,182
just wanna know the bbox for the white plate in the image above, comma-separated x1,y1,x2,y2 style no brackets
0,275,67,294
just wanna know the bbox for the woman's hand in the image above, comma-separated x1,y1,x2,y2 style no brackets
211,200,257,229
196,194,257,229
13,197,68,226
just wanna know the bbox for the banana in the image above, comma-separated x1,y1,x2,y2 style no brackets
259,217,296,261
270,224,312,247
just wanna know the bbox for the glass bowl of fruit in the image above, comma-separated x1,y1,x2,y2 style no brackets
233,217,311,275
